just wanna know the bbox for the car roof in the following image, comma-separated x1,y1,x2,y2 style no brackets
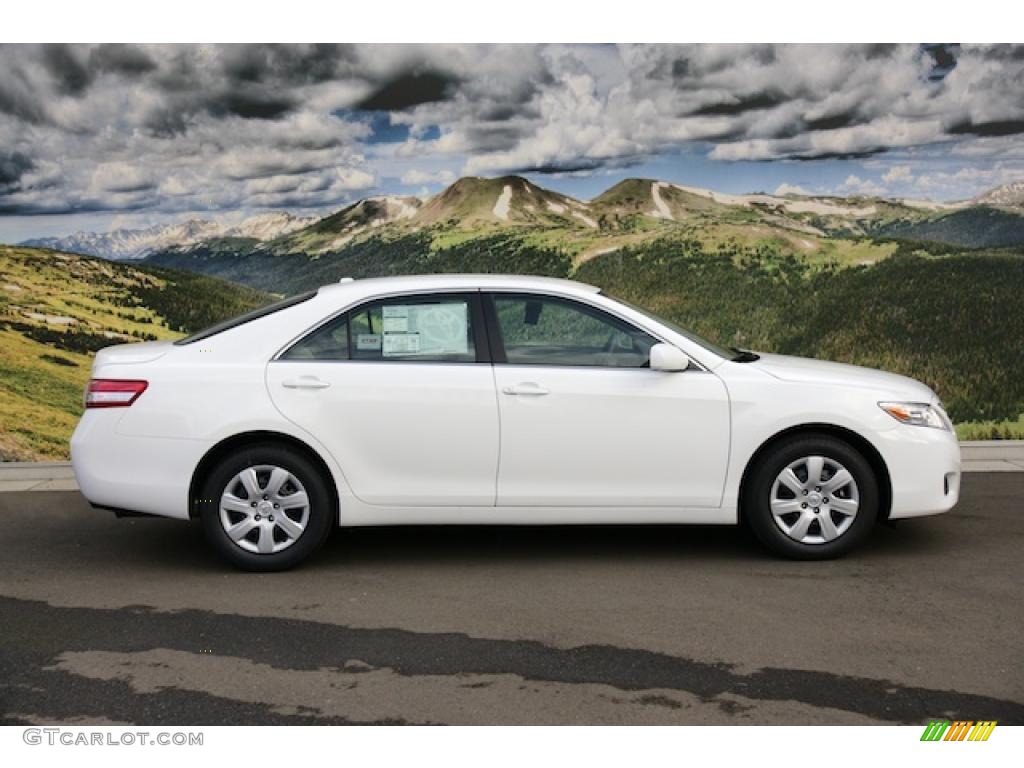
316,273,600,298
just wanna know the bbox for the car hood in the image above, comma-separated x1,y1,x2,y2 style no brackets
750,352,937,401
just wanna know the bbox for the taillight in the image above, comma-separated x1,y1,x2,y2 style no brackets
85,379,148,408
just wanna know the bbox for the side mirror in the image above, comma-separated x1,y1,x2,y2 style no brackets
649,343,691,372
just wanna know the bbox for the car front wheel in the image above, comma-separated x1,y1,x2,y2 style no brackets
198,443,334,571
744,434,879,559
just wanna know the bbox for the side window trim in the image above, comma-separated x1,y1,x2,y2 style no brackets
481,292,507,364
482,290,659,369
276,290,491,364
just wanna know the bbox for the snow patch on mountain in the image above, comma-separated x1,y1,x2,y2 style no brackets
899,199,965,212
649,181,673,220
389,197,420,219
493,185,513,220
673,183,877,217
572,211,598,228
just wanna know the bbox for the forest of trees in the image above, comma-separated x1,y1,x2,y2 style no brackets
577,240,1024,425
148,232,1024,427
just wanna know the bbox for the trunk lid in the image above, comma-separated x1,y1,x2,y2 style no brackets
92,340,173,369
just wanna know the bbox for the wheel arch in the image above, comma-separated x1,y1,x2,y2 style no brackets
189,430,339,522
738,423,892,522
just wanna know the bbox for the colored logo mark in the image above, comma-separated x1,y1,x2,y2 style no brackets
920,720,997,741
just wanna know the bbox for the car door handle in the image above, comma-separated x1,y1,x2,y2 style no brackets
502,382,550,396
282,376,331,390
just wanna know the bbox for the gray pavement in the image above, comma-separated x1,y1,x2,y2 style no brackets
0,474,1021,725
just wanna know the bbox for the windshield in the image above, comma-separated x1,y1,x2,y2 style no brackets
602,293,733,360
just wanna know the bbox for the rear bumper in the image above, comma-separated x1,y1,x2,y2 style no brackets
70,411,205,521
876,425,961,519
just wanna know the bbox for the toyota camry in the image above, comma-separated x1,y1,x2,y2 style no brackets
70,274,961,570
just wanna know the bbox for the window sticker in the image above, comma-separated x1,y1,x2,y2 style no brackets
356,333,382,351
382,305,409,333
381,302,469,357
382,332,421,355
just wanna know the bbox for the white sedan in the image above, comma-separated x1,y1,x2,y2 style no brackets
71,274,961,570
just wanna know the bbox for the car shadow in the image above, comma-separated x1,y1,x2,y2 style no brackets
108,516,961,574
323,522,769,566
27,492,959,574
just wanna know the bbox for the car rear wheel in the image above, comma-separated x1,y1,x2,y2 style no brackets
744,434,879,559
198,443,333,571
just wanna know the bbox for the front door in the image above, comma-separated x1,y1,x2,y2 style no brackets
486,292,729,507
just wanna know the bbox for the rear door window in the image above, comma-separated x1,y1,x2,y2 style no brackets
281,293,484,363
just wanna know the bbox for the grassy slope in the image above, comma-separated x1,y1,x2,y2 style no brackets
575,242,1024,433
876,206,1024,248
0,246,271,460
150,229,1024,435
146,210,1024,440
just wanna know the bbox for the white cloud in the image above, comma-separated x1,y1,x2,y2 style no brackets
333,167,376,189
88,162,154,194
838,174,887,196
2,43,1023,218
400,168,455,186
911,163,1024,197
774,183,810,196
882,164,914,184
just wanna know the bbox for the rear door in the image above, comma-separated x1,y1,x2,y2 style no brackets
268,292,499,507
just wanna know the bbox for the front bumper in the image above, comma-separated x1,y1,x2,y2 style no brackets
875,424,961,519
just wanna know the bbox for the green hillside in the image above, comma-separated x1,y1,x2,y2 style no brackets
0,246,271,460
874,206,1024,248
144,174,1024,438
151,175,1024,281
148,232,573,294
576,241,1024,431
8,174,1024,456
150,228,1024,436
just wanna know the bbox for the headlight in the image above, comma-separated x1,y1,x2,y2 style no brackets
878,401,952,431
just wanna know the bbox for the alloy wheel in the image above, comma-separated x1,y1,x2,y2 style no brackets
769,455,860,544
219,465,310,554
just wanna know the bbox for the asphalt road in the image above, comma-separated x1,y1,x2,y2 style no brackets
0,474,1021,726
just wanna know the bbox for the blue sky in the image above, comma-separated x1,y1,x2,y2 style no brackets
1,44,1022,242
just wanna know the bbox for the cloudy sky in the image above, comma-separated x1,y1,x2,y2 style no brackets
1,43,1023,241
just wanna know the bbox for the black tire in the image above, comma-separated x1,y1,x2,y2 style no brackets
743,434,879,560
198,443,334,571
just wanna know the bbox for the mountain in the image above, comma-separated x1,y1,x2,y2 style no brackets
575,240,1024,435
223,212,318,241
972,182,1024,211
27,176,1024,267
0,244,272,460
874,206,1024,248
266,177,600,256
23,219,222,260
20,212,318,260
6,171,1024,457
138,174,1024,438
143,175,1024,296
278,196,422,253
415,176,597,228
